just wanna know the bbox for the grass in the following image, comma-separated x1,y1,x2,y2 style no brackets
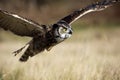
0,24,120,80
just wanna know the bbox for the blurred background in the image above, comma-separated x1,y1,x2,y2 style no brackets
0,0,119,24
0,0,120,80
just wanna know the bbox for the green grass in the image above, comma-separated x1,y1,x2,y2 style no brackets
0,74,3,80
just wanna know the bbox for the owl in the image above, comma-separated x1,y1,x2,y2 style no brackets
0,0,119,62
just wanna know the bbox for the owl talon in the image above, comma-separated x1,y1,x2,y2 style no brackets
13,48,23,56
46,46,53,51
12,45,27,56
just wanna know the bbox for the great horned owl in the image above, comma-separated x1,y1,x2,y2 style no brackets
0,0,119,62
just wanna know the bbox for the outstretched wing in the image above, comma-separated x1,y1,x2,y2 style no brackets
60,0,120,24
0,9,44,37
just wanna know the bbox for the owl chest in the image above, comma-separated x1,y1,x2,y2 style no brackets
33,33,57,52
32,36,46,52
45,32,58,50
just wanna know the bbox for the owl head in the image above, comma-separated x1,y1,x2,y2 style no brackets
53,21,73,42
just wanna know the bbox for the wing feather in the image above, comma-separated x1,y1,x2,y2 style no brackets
60,0,120,24
0,9,44,37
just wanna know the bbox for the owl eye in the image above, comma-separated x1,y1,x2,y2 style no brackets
61,28,67,33
59,27,67,34
63,28,67,32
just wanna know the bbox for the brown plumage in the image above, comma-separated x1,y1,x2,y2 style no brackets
0,0,119,62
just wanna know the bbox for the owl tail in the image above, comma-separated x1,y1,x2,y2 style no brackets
19,48,31,62
19,43,35,62
19,52,29,62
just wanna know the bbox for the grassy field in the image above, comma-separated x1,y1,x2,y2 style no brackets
0,25,120,80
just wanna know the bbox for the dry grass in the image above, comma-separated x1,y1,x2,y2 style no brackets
0,26,120,80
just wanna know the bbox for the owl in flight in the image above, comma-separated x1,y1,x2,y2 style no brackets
0,0,119,62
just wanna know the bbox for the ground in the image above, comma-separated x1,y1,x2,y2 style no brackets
0,24,120,80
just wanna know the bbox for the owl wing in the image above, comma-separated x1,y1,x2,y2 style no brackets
60,0,120,24
0,9,44,37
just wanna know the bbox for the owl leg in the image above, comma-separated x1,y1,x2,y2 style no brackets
13,45,29,56
13,40,32,56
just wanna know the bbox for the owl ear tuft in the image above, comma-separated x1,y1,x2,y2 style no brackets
53,24,59,28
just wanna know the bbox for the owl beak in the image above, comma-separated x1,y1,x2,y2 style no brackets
69,30,73,34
